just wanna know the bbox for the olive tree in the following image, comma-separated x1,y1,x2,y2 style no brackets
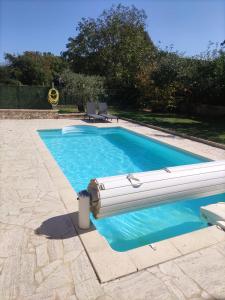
60,69,106,111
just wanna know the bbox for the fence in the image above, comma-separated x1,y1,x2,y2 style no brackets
0,85,52,109
0,85,111,108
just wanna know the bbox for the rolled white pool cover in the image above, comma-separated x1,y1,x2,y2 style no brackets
86,160,225,219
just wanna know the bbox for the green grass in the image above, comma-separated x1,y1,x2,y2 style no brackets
109,108,225,145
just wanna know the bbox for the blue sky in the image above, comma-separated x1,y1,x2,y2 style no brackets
0,0,224,62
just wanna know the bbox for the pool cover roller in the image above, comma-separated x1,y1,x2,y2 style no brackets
78,160,225,229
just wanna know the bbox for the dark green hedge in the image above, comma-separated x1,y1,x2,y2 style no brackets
0,85,52,109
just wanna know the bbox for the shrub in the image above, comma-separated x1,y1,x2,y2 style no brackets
60,70,106,111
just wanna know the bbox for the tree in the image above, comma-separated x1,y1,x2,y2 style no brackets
60,69,106,111
0,64,21,85
63,4,156,107
179,43,225,107
3,51,67,86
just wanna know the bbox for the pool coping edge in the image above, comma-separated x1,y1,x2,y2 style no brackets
32,120,225,283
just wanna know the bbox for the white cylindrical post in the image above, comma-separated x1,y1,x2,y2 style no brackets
78,190,90,229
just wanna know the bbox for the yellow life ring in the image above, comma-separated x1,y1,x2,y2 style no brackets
48,88,59,105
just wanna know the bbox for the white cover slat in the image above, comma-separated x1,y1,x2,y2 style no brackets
100,178,225,207
99,165,225,190
98,186,225,218
100,170,225,199
88,160,225,219
97,160,225,184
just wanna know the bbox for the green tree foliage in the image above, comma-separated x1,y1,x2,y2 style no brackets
60,69,106,111
1,5,224,111
0,65,21,85
149,43,225,111
185,44,225,106
63,4,156,107
2,51,67,86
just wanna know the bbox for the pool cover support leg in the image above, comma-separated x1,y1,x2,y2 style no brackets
78,190,90,229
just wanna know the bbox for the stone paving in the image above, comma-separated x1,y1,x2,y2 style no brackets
1,119,225,300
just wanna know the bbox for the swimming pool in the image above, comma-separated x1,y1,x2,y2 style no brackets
39,126,225,251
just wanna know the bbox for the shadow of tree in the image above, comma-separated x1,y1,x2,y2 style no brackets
35,212,95,239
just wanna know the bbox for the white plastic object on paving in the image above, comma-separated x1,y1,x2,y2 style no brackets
78,190,90,229
87,160,225,219
201,202,225,229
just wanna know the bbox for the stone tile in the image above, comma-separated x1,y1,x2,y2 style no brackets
30,234,48,247
95,296,113,300
0,227,27,257
80,230,137,283
70,251,96,284
59,188,78,212
1,118,225,300
53,285,74,300
36,265,72,292
19,253,36,297
48,239,64,261
64,250,82,263
41,259,62,278
17,188,40,202
208,225,225,242
34,202,62,214
8,212,32,226
175,247,225,299
35,271,43,285
201,290,215,299
150,260,201,299
104,270,175,300
52,174,72,190
213,240,225,257
63,236,83,254
68,295,78,300
36,243,49,267
44,158,59,171
169,227,219,255
23,290,54,300
75,278,104,300
0,255,20,300
159,279,186,300
26,217,48,230
127,240,181,270
0,258,5,273
46,164,66,178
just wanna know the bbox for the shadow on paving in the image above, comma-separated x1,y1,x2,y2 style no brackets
35,212,95,239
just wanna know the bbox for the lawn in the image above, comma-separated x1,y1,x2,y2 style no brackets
109,108,225,145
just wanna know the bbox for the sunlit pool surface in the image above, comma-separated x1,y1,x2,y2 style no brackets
39,126,225,251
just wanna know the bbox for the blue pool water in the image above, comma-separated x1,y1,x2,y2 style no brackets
39,126,225,251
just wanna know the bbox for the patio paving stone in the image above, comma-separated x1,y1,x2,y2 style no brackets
0,119,225,299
